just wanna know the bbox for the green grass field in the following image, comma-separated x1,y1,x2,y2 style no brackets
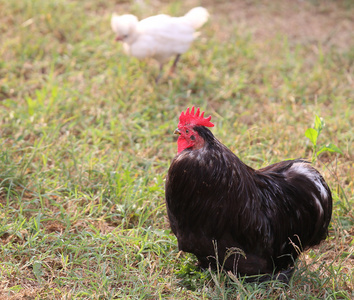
1,0,353,298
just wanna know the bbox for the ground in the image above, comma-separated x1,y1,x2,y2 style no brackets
0,0,353,299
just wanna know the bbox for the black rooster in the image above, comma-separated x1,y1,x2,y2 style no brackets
165,107,332,282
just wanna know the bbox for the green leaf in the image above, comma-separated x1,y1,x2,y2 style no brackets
26,96,35,116
316,143,343,156
8,285,23,292
314,115,324,134
305,128,318,146
33,261,43,281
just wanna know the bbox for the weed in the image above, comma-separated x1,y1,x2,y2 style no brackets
305,115,343,162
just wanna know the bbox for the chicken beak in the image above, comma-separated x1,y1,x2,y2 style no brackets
174,128,181,135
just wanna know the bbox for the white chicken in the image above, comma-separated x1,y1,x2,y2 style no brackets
111,7,209,81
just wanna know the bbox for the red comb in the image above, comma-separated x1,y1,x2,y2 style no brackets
178,106,214,128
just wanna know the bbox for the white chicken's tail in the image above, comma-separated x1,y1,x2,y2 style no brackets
183,7,209,29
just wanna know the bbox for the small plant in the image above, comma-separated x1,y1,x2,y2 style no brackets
174,254,210,291
305,115,343,162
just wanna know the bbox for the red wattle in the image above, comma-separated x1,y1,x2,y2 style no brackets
177,137,190,153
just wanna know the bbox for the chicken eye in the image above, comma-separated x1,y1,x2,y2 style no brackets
185,129,189,134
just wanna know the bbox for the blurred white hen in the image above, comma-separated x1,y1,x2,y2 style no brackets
111,7,209,81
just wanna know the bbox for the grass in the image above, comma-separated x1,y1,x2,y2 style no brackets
0,0,353,298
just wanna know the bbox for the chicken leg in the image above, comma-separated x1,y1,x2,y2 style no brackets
169,54,181,76
155,64,164,83
155,54,181,83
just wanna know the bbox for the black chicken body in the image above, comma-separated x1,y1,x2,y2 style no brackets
165,107,332,282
